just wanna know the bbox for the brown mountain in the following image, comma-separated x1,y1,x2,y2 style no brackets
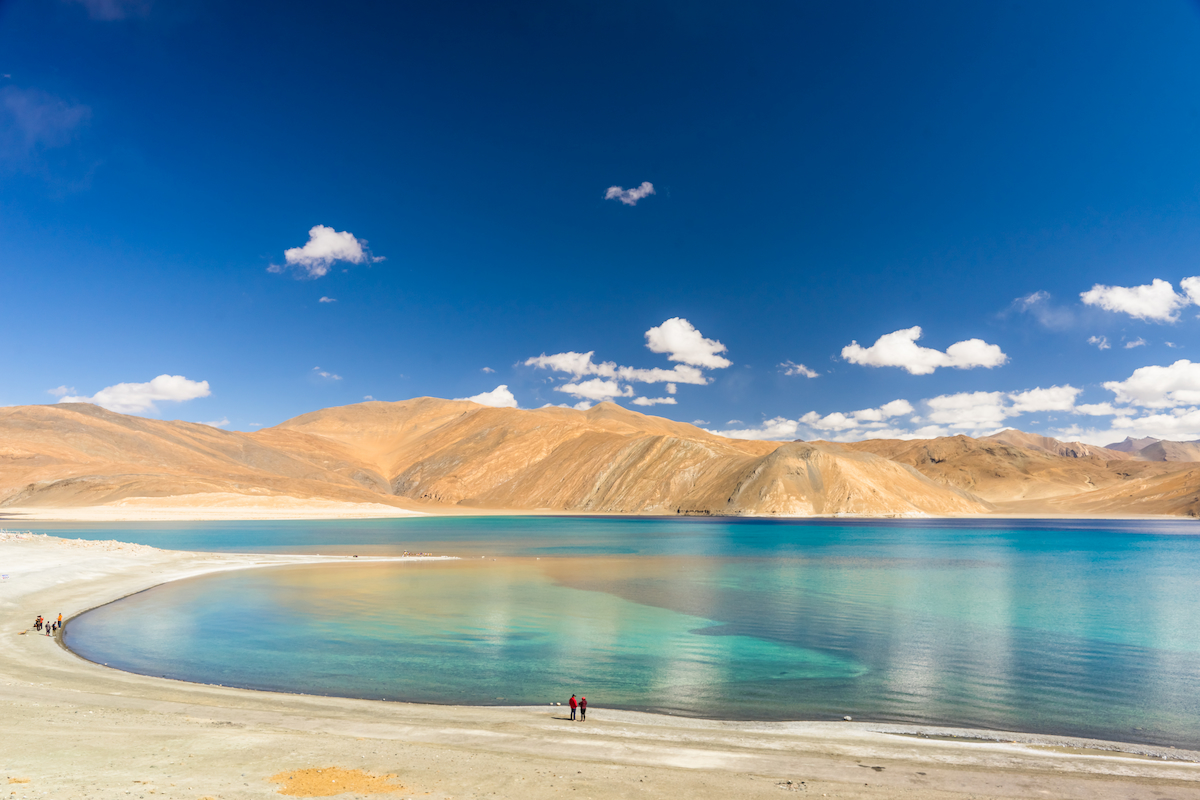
1102,436,1200,462
1,399,1197,517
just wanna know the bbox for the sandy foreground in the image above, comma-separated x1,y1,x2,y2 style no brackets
2,536,1200,800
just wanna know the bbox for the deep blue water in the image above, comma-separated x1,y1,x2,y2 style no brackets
37,515,1200,748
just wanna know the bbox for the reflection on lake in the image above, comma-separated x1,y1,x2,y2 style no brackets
58,516,1200,748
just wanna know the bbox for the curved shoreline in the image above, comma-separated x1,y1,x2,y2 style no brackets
3,533,1200,799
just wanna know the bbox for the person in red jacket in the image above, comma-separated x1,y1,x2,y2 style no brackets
569,694,577,720
579,696,587,721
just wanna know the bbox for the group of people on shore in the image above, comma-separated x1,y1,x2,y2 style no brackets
32,614,62,636
568,694,587,721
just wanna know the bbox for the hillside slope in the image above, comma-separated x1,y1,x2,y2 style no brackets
1,399,1197,517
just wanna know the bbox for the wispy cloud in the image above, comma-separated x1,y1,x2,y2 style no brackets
1009,291,1075,330
199,417,229,428
318,296,336,303
0,87,90,157
631,396,677,406
1088,335,1110,350
312,367,342,381
480,367,495,374
604,181,655,206
269,225,384,279
59,374,211,414
1124,337,1147,349
66,0,152,20
46,385,76,397
842,326,1007,375
779,360,818,378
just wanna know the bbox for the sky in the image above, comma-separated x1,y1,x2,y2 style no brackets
4,0,1200,445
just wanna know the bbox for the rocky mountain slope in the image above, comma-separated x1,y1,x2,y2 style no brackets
1,399,1197,517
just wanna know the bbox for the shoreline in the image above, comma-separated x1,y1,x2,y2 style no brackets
3,503,1196,523
3,535,1200,798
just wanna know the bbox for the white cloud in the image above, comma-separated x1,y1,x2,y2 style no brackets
780,360,819,378
713,417,801,441
481,367,495,374
692,419,709,425
1125,337,1147,349
59,374,211,414
727,419,743,425
799,399,914,432
312,367,342,381
523,350,710,386
524,318,730,405
1008,385,1081,414
841,327,1007,375
1080,278,1189,322
604,181,655,206
318,296,336,303
525,351,606,378
268,225,383,279
1054,408,1200,446
199,417,229,428
46,385,75,397
631,396,677,406
363,395,375,401
456,385,518,408
617,364,708,384
1088,335,1111,350
924,391,1010,429
556,379,633,402
1102,360,1200,408
1074,402,1133,416
645,318,732,369
1181,276,1200,308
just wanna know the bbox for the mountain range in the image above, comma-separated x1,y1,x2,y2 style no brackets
1,398,1198,518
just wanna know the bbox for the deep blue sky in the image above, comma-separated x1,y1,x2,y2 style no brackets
4,0,1200,443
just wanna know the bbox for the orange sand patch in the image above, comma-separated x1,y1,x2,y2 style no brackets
268,767,405,796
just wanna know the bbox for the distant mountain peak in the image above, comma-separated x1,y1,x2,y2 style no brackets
1105,436,1162,453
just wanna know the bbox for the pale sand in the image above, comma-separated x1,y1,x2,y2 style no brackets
3,535,1200,800
0,494,430,522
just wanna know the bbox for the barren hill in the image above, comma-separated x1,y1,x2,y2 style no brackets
1,398,1198,518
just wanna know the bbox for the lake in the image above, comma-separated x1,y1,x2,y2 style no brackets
43,515,1200,748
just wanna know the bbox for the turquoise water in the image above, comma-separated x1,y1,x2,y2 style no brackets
48,516,1200,748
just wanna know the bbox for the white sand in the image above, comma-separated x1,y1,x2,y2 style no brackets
1,494,429,521
2,533,1199,800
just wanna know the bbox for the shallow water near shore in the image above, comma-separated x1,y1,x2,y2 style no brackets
46,515,1200,749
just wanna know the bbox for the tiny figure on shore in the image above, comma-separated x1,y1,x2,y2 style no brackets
33,616,42,632
579,696,587,721
57,613,63,627
569,694,577,720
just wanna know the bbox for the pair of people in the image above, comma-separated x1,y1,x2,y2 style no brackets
568,694,587,721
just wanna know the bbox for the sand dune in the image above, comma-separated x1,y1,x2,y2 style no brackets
2,398,1198,518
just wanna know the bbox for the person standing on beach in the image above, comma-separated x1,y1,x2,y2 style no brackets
579,696,587,721
569,694,577,720
57,613,62,628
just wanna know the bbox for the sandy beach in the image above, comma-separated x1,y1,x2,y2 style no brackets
3,533,1200,800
